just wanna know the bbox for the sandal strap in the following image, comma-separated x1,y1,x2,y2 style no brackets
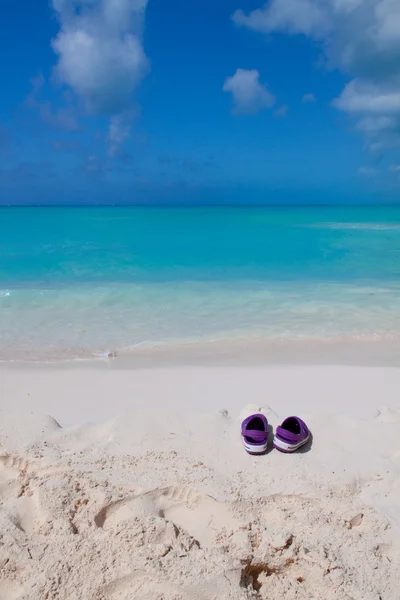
242,429,267,441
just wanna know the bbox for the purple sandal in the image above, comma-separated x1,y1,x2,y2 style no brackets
241,414,269,455
273,416,310,453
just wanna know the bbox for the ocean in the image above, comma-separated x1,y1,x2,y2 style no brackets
1,205,400,361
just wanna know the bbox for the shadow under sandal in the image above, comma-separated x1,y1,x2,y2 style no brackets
273,416,310,453
241,414,268,455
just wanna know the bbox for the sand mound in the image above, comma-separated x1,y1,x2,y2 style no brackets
0,403,399,600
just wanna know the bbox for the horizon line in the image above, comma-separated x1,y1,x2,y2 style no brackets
1,203,400,208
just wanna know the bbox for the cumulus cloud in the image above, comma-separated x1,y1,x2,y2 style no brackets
233,0,332,37
223,69,275,114
334,79,400,114
233,0,400,147
356,115,398,134
52,0,148,115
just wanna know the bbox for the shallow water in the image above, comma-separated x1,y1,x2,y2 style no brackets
1,206,400,360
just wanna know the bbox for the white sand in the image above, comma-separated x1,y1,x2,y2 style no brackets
0,363,400,599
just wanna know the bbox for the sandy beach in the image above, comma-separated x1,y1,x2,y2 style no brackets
4,0,400,593
0,360,399,599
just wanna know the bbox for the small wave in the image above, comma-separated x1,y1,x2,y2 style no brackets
0,290,10,297
304,222,400,231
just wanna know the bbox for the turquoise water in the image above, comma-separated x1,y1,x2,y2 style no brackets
1,206,400,360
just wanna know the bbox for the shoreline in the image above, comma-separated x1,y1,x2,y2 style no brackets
2,336,400,367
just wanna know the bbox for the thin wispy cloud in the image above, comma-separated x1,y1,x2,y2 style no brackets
358,166,378,176
275,104,288,117
303,93,316,103
158,155,217,173
25,75,80,131
82,155,106,176
223,68,275,114
53,139,84,153
0,161,55,182
108,111,135,158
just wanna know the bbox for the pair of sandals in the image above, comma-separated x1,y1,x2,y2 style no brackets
241,413,310,455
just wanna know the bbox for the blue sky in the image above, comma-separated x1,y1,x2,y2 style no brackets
1,0,400,205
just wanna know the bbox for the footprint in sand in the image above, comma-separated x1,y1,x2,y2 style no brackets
5,493,44,535
97,567,245,600
0,451,66,480
94,485,239,547
0,453,29,474
97,570,200,600
0,453,29,501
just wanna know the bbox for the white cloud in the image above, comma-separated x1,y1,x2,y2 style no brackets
356,116,397,133
52,0,149,116
334,79,400,114
303,93,316,103
389,164,400,172
223,69,275,114
233,0,331,38
233,0,400,147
